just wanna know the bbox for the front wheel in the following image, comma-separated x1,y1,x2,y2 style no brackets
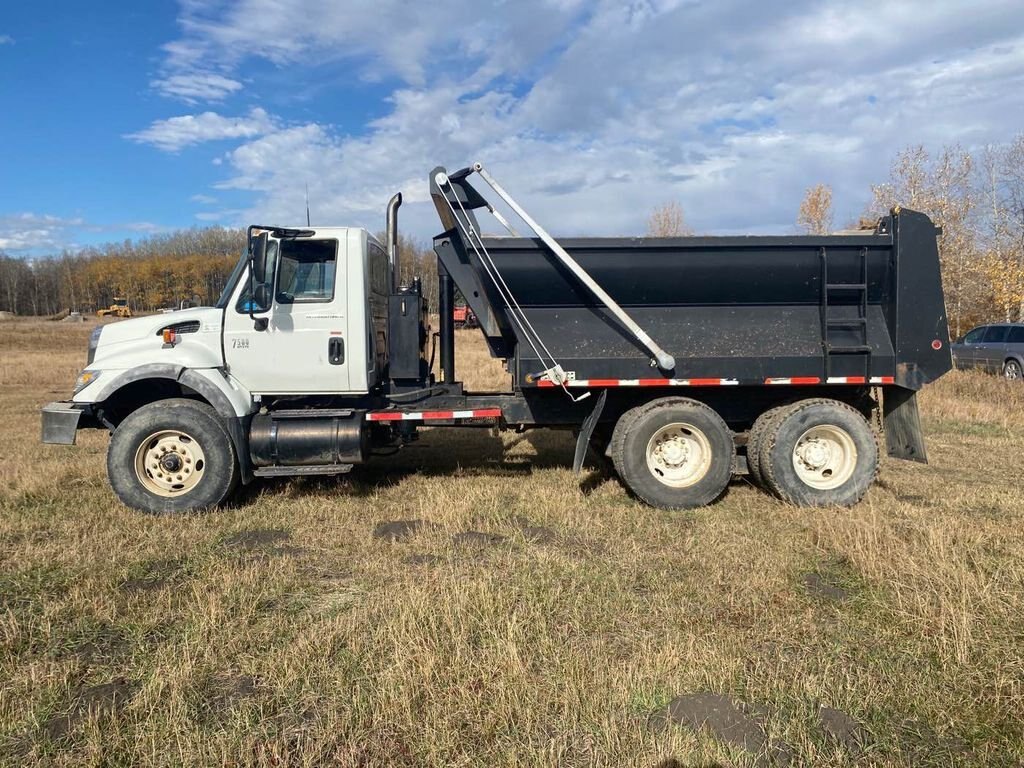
610,398,734,509
1004,359,1022,380
107,398,239,514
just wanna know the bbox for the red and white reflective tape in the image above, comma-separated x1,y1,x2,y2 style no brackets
764,377,822,385
535,375,897,388
826,376,895,385
366,408,502,422
537,377,739,388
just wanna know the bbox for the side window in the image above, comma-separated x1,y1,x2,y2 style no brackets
1008,326,1024,344
234,240,279,313
276,239,338,304
962,327,986,344
982,325,1009,343
368,244,389,295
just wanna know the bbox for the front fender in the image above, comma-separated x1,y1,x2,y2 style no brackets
82,364,256,484
82,364,254,419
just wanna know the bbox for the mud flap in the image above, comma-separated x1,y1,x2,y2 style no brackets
883,387,927,463
573,389,607,474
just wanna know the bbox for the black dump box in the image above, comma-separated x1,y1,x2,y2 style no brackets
430,167,951,395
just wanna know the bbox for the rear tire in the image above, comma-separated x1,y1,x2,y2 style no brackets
107,398,239,514
745,405,788,488
759,399,878,507
610,398,734,509
1004,359,1022,380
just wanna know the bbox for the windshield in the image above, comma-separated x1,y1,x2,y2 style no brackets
216,252,248,309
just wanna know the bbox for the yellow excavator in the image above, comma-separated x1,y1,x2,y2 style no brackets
97,297,132,318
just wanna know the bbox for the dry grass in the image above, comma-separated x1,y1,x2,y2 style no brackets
1,318,1023,766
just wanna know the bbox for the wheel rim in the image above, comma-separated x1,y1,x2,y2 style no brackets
134,430,206,497
1005,362,1021,380
645,422,713,488
791,424,857,490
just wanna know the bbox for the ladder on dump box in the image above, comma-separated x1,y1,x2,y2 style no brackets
820,246,871,380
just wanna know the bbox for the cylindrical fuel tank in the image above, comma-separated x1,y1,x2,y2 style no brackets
249,411,367,467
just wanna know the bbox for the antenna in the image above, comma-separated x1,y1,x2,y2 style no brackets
305,183,311,227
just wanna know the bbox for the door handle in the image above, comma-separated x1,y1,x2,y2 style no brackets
328,337,345,365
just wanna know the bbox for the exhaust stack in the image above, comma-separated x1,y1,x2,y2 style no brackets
386,192,403,291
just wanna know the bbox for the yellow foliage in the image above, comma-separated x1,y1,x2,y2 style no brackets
982,251,1024,322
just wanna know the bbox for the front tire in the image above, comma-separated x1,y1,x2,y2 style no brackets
1004,359,1022,380
107,398,239,514
610,398,733,509
759,399,878,507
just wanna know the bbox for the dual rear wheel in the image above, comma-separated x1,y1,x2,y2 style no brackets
609,397,878,509
747,399,878,507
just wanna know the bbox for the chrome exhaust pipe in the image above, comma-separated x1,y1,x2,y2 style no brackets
386,192,403,291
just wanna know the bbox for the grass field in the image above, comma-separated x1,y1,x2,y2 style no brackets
1,318,1023,766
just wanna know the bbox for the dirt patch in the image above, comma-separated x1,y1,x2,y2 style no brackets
650,693,790,766
373,520,437,542
801,572,850,602
41,678,136,742
818,706,869,755
206,673,259,713
452,531,508,546
897,717,970,760
650,692,765,751
220,529,304,559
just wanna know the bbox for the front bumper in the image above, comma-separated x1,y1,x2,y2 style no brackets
41,401,89,444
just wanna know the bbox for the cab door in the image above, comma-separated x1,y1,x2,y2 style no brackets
223,235,353,394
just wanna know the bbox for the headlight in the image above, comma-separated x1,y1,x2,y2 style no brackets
87,325,103,365
73,370,101,395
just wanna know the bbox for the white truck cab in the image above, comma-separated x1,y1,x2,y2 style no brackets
60,226,389,414
42,212,405,515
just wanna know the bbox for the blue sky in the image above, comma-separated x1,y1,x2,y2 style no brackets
1,0,1023,256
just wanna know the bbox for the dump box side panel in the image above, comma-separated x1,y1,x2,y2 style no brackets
479,235,898,386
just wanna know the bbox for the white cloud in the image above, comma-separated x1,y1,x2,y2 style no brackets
0,34,13,46
0,213,84,252
125,107,274,152
152,72,243,102
190,193,217,204
143,0,1024,237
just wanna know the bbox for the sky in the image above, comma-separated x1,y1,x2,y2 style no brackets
1,0,1023,256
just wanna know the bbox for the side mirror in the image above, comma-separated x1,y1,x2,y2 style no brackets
254,283,271,311
250,231,269,283
247,229,272,331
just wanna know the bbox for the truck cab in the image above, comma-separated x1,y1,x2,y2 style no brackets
222,226,390,395
41,196,429,514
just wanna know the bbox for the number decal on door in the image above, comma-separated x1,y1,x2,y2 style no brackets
232,338,250,349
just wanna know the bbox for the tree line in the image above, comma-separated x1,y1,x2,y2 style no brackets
0,228,245,316
0,227,440,317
